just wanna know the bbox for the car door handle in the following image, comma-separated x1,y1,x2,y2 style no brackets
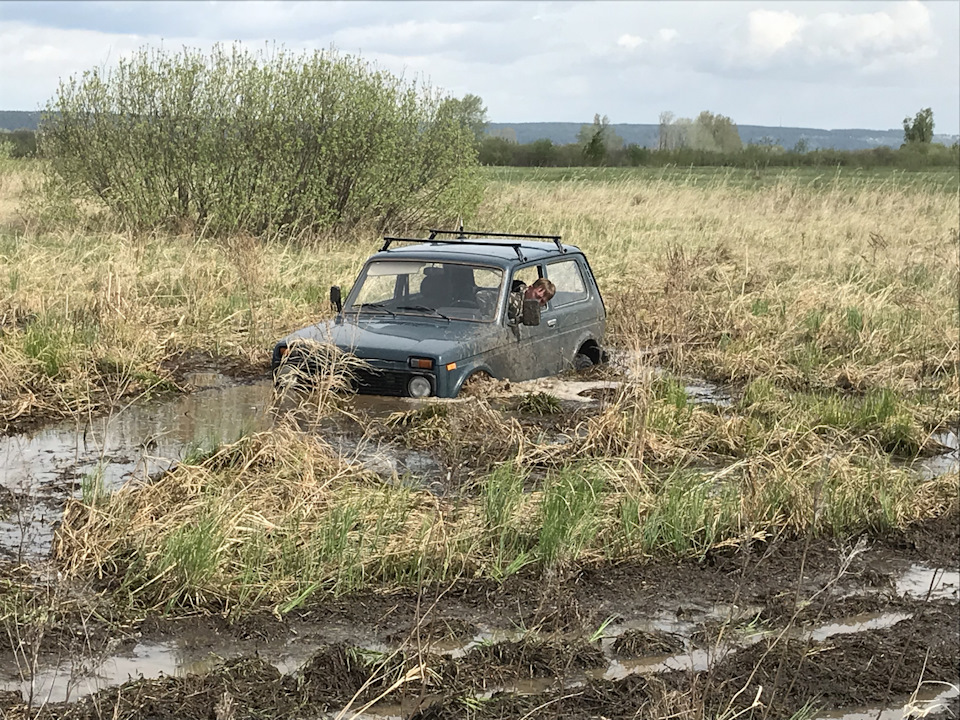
546,318,557,327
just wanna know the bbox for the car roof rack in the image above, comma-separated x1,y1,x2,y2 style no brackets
429,229,566,255
380,229,566,261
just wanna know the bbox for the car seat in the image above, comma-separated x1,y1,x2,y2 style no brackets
446,265,478,305
420,268,449,306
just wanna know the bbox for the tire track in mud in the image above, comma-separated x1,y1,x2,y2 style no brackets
1,605,955,719
1,367,957,719
1,513,957,718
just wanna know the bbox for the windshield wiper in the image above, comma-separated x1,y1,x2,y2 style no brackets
396,305,450,320
355,302,396,317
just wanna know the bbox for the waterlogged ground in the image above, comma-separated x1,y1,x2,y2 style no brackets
0,360,957,719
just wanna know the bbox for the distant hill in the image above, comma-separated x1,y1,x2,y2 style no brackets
488,122,960,152
0,111,42,132
3,110,957,151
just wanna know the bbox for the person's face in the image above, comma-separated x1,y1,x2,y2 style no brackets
524,284,548,306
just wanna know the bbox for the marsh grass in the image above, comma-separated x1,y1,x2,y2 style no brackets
2,158,956,618
479,463,533,578
273,338,373,419
381,397,524,471
53,419,957,613
536,466,606,566
1,160,956,432
480,170,957,419
513,392,563,415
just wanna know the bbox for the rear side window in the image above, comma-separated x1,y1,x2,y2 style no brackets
546,259,587,306
511,265,541,292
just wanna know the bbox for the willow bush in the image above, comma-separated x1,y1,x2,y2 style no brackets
39,44,483,237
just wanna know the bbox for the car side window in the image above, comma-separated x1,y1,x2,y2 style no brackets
511,265,540,291
505,265,542,321
545,259,588,306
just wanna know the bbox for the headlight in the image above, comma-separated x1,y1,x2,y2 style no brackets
408,376,432,398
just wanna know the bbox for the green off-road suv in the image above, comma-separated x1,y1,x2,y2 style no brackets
271,229,607,398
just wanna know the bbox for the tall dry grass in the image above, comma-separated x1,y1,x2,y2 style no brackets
2,160,957,614
1,161,956,428
480,171,959,439
0,162,373,426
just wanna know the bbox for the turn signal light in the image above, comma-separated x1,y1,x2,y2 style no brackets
408,357,434,370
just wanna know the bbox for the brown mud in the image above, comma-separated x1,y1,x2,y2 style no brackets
0,358,957,719
1,510,957,719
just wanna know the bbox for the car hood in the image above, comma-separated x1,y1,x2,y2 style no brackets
282,315,504,365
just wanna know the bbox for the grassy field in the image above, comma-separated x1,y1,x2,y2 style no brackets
1,159,957,719
485,164,960,193
1,159,957,612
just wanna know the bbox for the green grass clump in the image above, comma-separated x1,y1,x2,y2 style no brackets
513,392,562,415
738,383,926,456
536,467,606,567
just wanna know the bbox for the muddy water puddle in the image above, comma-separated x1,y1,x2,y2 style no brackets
1,369,957,715
0,376,274,562
0,617,387,704
812,684,959,720
0,594,929,709
0,370,674,562
4,368,951,562
0,377,450,562
893,563,959,602
914,430,960,480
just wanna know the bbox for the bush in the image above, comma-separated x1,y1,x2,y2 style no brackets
39,44,483,238
0,130,37,158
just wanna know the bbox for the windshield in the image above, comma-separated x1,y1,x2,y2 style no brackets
345,261,504,322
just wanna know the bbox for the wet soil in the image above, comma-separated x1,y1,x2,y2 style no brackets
0,361,957,719
158,349,270,385
0,510,956,718
1,351,267,439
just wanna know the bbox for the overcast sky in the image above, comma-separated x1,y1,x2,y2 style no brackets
1,0,958,133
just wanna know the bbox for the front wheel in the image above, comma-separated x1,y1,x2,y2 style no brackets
574,353,593,371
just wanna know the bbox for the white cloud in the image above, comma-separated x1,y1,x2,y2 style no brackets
745,9,805,59
727,1,936,74
0,1,955,132
0,22,151,108
658,28,678,43
333,19,467,54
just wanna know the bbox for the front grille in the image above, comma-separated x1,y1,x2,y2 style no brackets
353,368,414,396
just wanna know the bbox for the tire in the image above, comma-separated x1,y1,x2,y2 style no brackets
273,362,316,398
574,353,593,371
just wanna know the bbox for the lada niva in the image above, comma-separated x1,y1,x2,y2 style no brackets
271,230,607,398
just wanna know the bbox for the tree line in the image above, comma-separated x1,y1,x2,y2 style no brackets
478,107,958,169
0,129,37,158
7,59,955,239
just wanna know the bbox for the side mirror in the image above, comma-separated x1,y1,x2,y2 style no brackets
521,298,541,326
330,285,342,313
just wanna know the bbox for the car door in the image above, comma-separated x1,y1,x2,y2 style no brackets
502,263,566,380
543,256,594,369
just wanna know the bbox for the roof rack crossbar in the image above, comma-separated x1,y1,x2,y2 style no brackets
381,236,528,261
428,229,559,240
428,229,566,254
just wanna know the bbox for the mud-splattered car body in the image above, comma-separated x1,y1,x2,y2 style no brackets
271,232,606,398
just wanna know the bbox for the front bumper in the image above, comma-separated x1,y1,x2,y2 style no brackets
272,343,437,398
